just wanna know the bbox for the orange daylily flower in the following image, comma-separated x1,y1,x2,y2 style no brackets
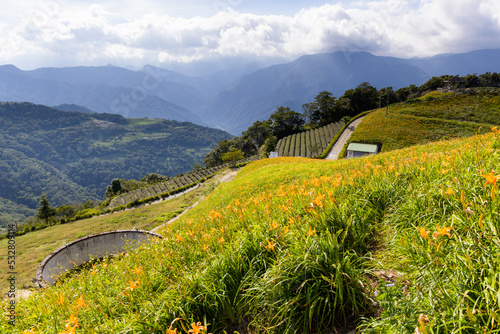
482,171,500,187
188,322,207,334
307,226,316,236
433,225,453,238
126,279,140,290
22,329,37,334
76,294,86,309
133,266,143,276
443,187,455,195
56,293,64,306
270,220,279,230
264,240,275,251
417,227,429,239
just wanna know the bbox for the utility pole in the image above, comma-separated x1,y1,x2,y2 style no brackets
386,87,392,114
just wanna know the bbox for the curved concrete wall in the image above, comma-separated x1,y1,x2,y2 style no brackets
36,230,163,287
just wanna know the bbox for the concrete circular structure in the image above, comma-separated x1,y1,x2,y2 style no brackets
36,230,163,287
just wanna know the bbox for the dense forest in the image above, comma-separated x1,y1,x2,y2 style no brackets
0,102,232,230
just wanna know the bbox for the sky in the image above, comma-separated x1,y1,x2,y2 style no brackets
0,0,499,70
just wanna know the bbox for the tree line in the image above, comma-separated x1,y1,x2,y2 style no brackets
203,72,500,166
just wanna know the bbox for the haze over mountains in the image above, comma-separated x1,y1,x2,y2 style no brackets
1,49,500,135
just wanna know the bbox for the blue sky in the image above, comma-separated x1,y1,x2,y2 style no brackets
0,0,499,70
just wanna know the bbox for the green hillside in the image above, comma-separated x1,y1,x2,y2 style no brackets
4,129,500,333
342,89,500,155
0,170,236,292
0,102,232,230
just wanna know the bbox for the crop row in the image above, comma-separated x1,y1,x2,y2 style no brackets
275,122,344,157
109,156,258,210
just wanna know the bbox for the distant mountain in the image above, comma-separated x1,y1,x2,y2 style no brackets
0,65,207,125
0,102,232,228
53,104,94,113
196,49,500,135
1,49,499,135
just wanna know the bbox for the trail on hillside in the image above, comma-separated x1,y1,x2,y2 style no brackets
152,169,239,233
325,117,365,160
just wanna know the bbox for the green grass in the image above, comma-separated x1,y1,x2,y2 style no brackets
0,172,229,292
4,129,500,333
340,91,500,157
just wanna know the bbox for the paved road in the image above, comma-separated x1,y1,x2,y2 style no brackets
325,117,365,160
151,169,239,233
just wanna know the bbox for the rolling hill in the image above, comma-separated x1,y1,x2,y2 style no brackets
3,90,500,333
0,102,232,230
3,129,499,333
343,89,500,155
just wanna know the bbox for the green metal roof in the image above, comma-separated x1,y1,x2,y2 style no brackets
347,143,378,153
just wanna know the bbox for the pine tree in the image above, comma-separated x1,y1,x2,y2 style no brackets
37,194,56,223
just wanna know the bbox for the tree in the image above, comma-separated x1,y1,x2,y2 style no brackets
222,148,245,166
342,82,379,116
36,194,56,224
261,135,277,158
140,173,168,184
242,120,272,149
302,91,338,127
269,106,304,139
419,76,449,92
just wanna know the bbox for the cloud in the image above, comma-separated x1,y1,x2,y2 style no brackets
1,0,499,69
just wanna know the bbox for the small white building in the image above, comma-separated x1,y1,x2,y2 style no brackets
346,143,379,158
269,151,279,158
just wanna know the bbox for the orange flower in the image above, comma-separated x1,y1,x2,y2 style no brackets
433,225,453,238
56,293,64,306
168,328,178,334
270,220,279,230
126,279,140,291
264,240,275,251
59,315,79,334
417,314,429,334
76,294,86,309
22,329,37,334
417,227,429,239
133,266,143,276
307,226,316,236
188,322,207,334
443,187,455,195
482,171,500,187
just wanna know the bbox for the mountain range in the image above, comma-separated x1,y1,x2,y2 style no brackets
1,49,500,135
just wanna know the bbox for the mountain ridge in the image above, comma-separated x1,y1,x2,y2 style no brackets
1,49,499,135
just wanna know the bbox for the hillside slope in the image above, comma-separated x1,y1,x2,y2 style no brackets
5,130,500,333
343,90,500,155
0,102,232,229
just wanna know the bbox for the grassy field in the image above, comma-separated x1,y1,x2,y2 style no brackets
342,90,500,156
0,171,233,292
4,128,500,333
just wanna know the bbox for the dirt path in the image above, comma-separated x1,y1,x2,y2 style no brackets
152,169,238,233
325,117,365,160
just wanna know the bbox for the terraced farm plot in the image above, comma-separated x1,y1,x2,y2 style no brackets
108,158,257,209
275,121,344,157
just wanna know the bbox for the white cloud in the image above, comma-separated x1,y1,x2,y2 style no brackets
0,0,499,69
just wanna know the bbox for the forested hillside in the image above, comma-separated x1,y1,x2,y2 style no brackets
0,102,232,229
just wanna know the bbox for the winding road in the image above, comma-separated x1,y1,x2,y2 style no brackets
325,116,365,160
